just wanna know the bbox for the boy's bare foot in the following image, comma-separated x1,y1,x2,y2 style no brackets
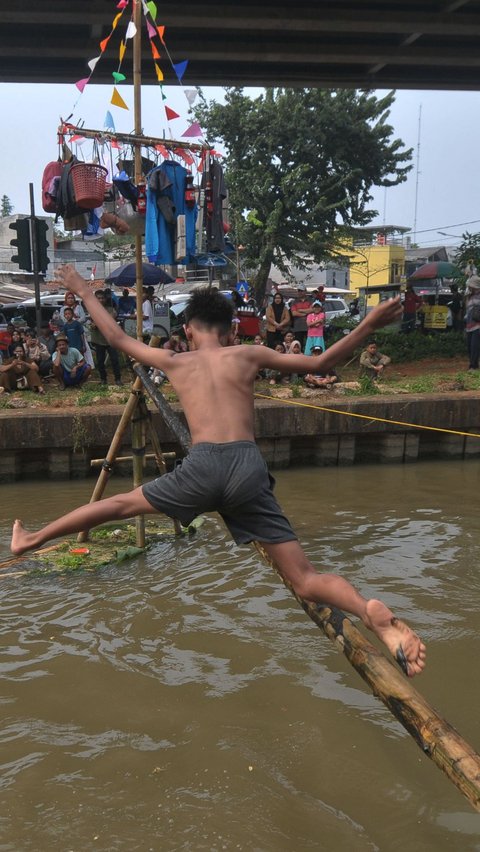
363,599,426,677
10,520,37,556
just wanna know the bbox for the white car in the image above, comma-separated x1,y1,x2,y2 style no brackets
323,297,351,324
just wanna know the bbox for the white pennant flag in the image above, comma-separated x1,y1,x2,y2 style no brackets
87,55,101,72
125,21,137,40
184,89,198,106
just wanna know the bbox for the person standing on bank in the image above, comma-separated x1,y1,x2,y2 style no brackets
89,290,123,386
465,275,480,370
265,293,290,349
290,283,312,351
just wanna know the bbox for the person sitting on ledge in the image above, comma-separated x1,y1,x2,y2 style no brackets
11,265,426,679
359,340,391,380
52,334,91,390
0,343,45,394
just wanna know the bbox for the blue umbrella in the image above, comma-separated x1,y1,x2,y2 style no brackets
105,262,174,287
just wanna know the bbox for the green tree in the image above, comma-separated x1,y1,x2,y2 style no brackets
1,194,13,217
195,88,412,300
452,232,480,284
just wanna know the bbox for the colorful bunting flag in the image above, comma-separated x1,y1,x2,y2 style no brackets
99,35,111,52
146,19,157,39
175,148,195,166
112,71,127,83
117,0,129,8
112,12,122,29
75,77,90,93
155,144,169,158
119,41,127,61
111,139,122,149
154,63,164,82
87,55,101,72
151,41,160,60
165,106,179,121
157,25,165,43
111,87,129,110
146,1,157,20
160,86,167,101
182,122,203,138
125,21,137,39
184,89,198,106
104,111,116,131
173,60,188,81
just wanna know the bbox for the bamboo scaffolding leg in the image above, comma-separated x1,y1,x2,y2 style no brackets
137,396,183,536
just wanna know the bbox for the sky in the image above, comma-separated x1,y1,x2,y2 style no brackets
1,81,480,253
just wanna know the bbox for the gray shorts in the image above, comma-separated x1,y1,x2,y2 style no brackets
142,441,297,545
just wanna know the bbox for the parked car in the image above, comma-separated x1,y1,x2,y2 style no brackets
323,297,351,325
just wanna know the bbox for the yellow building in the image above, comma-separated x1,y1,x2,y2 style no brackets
337,226,408,307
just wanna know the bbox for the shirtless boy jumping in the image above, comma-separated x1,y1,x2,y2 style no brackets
11,266,426,678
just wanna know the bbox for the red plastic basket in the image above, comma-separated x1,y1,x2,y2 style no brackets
71,163,108,209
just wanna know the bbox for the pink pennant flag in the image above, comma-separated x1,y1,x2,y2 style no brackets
75,77,90,93
117,0,128,7
146,20,157,40
165,106,179,121
111,139,122,149
182,122,203,138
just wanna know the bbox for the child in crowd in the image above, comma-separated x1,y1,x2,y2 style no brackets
305,300,325,354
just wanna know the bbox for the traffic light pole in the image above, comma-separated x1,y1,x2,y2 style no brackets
29,182,42,334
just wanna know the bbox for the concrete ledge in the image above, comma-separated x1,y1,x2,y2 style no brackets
0,393,479,480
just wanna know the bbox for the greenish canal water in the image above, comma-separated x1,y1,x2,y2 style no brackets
0,461,479,850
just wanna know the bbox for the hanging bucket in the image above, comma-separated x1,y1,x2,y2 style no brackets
71,163,108,209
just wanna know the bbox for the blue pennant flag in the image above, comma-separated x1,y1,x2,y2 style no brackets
173,60,188,81
104,110,116,131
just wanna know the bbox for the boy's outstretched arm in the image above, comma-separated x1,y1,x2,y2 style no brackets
254,298,402,375
53,266,173,370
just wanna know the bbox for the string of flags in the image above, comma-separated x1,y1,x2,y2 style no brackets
71,0,205,145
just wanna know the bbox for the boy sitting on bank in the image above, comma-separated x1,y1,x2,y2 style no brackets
11,265,426,678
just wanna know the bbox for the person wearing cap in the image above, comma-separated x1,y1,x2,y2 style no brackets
52,335,91,389
305,300,326,355
289,283,312,351
465,275,480,369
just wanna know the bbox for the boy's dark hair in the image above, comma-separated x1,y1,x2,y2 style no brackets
184,287,234,334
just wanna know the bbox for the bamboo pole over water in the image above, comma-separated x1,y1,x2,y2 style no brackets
137,377,480,811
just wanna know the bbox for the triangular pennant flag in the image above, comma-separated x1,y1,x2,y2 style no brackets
112,12,122,29
119,41,127,61
125,21,137,39
182,122,203,138
112,71,127,83
146,19,157,39
154,63,164,82
104,111,116,131
99,35,111,52
174,148,195,166
87,55,101,72
165,106,179,121
75,77,90,93
184,89,198,106
111,86,129,110
151,41,160,60
117,0,128,7
155,144,169,158
157,25,165,43
146,1,157,20
173,60,188,81
111,139,122,149
160,86,167,101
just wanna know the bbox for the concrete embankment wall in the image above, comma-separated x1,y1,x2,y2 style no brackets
1,394,480,482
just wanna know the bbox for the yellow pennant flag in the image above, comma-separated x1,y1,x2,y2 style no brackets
111,86,129,110
119,41,127,61
155,63,164,82
112,12,122,30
